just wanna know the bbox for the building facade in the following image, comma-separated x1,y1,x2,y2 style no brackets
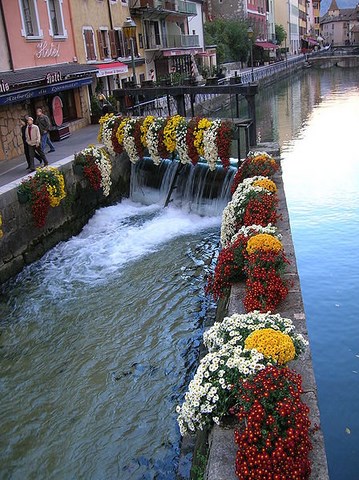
320,0,359,45
129,0,209,80
0,0,96,162
68,0,146,94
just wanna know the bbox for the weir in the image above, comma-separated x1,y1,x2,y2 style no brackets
130,158,236,216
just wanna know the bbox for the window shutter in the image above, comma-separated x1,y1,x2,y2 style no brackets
84,29,96,61
97,29,105,59
109,30,117,58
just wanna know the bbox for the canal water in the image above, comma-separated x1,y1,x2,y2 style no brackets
256,67,359,480
1,67,358,480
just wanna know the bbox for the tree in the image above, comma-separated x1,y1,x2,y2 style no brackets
204,19,251,65
275,24,287,46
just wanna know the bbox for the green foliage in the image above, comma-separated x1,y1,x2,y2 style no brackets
204,19,251,64
275,24,287,46
90,96,102,116
191,451,208,480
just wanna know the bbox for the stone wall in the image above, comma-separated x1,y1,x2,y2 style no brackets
205,146,329,479
0,153,131,285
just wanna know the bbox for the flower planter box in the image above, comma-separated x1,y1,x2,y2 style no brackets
206,77,219,86
141,80,155,88
17,190,30,204
73,164,84,175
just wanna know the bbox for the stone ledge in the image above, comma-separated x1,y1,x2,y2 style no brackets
206,153,329,479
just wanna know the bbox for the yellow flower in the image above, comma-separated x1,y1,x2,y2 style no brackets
252,178,277,193
246,233,283,255
252,154,277,167
141,115,155,147
44,168,66,207
193,118,212,157
116,118,130,145
163,115,183,153
245,328,295,365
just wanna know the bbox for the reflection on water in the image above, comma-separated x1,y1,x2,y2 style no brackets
268,68,359,480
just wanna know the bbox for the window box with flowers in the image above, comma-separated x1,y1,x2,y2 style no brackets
74,145,112,197
17,167,66,228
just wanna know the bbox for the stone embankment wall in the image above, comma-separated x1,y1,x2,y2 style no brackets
0,154,131,285
204,145,329,480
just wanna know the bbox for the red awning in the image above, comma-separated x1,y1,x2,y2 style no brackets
96,62,128,77
255,42,279,50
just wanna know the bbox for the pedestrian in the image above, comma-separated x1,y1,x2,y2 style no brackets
25,116,48,172
35,107,56,153
20,116,43,170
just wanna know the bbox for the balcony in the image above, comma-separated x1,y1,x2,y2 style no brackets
145,34,200,49
129,0,197,14
177,1,197,14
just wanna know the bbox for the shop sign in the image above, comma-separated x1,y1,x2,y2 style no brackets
35,41,60,59
52,95,64,127
0,80,10,93
46,71,62,84
0,77,93,105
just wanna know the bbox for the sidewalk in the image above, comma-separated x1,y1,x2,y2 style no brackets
0,124,99,188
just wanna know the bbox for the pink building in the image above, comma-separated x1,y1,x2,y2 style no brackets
246,0,267,39
0,0,96,161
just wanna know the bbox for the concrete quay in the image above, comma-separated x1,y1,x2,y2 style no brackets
205,145,329,480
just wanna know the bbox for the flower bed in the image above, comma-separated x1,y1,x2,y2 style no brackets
97,114,234,169
17,167,66,228
74,145,112,197
231,365,312,480
177,312,308,436
231,151,279,194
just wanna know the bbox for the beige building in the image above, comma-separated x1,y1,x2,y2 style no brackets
320,0,359,45
68,0,146,97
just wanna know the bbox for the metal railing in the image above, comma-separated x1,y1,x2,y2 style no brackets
177,0,197,14
236,55,305,84
145,34,199,49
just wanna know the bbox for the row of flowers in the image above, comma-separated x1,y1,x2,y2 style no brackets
177,151,314,478
73,145,112,197
17,167,67,228
206,153,288,313
98,113,233,170
176,311,312,479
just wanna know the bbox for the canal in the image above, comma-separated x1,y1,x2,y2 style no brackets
257,66,359,480
0,66,358,480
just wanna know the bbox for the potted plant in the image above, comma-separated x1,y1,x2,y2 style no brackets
90,96,102,124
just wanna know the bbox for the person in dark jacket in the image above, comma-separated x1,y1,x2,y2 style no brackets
20,116,42,170
35,107,56,153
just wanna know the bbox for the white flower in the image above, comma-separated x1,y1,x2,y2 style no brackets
203,120,221,171
123,118,140,164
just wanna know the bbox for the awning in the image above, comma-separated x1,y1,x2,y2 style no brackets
96,62,128,77
255,42,279,50
305,37,319,45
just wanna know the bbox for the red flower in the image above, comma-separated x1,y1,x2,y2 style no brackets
186,118,200,165
231,155,279,195
231,366,313,480
216,121,233,169
111,119,124,154
84,163,102,191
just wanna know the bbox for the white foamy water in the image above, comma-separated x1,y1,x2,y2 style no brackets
20,200,220,291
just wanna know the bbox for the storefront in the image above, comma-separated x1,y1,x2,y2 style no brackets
0,64,97,161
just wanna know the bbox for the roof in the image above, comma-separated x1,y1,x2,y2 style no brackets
321,5,359,24
0,63,97,87
328,0,339,12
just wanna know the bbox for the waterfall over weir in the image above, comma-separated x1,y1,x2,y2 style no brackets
130,158,236,216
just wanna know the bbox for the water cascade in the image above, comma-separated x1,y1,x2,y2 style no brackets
130,158,236,217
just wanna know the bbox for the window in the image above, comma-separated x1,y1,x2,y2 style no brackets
83,28,97,61
110,29,127,58
97,28,111,59
46,0,67,37
19,0,43,38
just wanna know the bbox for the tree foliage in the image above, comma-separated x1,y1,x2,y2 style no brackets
204,19,251,64
275,24,287,46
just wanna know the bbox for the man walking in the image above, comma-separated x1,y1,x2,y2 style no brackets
25,117,48,171
35,107,56,153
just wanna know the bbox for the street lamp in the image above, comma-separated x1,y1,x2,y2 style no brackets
123,17,137,86
247,26,254,82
